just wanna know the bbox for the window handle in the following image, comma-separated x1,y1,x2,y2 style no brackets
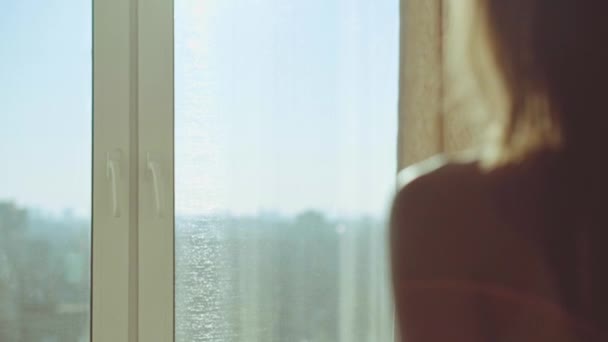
147,153,163,218
106,150,122,218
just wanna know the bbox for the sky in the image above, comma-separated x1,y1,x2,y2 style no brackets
0,0,399,219
0,0,92,217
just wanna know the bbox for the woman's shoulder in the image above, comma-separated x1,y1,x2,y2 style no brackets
392,149,554,220
390,152,596,341
390,153,491,276
390,159,599,342
394,152,484,218
390,151,558,285
397,152,480,187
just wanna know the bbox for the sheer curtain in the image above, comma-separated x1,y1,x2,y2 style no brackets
174,1,398,341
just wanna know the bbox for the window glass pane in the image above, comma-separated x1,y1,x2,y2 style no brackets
175,0,398,341
0,1,91,341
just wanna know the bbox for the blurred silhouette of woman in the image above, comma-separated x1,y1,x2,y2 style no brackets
391,1,608,341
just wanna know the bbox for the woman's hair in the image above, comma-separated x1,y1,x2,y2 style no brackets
449,0,608,166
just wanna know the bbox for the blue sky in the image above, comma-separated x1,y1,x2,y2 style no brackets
1,0,398,218
0,0,92,217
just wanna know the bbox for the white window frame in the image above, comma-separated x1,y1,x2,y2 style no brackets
92,0,138,340
137,0,175,340
92,0,174,340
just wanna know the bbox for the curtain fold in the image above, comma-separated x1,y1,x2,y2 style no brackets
399,0,482,171
398,0,444,170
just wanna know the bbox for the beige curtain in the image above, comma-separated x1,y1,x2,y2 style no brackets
398,0,481,170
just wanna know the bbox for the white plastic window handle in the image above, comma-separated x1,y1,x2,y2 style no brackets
147,153,163,218
106,150,122,218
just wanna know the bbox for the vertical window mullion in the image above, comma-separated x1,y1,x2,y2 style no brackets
92,0,138,340
137,0,175,340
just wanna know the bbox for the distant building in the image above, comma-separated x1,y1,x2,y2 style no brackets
0,201,27,341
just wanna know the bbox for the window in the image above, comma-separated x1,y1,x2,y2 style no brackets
0,1,91,341
1,0,399,341
174,0,398,340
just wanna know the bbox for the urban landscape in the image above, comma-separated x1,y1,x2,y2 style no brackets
0,201,393,342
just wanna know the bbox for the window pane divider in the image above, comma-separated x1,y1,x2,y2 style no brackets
137,0,175,340
92,0,139,340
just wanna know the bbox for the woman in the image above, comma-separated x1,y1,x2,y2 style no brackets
391,1,608,341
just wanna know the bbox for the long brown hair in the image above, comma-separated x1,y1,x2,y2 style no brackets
449,0,608,166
